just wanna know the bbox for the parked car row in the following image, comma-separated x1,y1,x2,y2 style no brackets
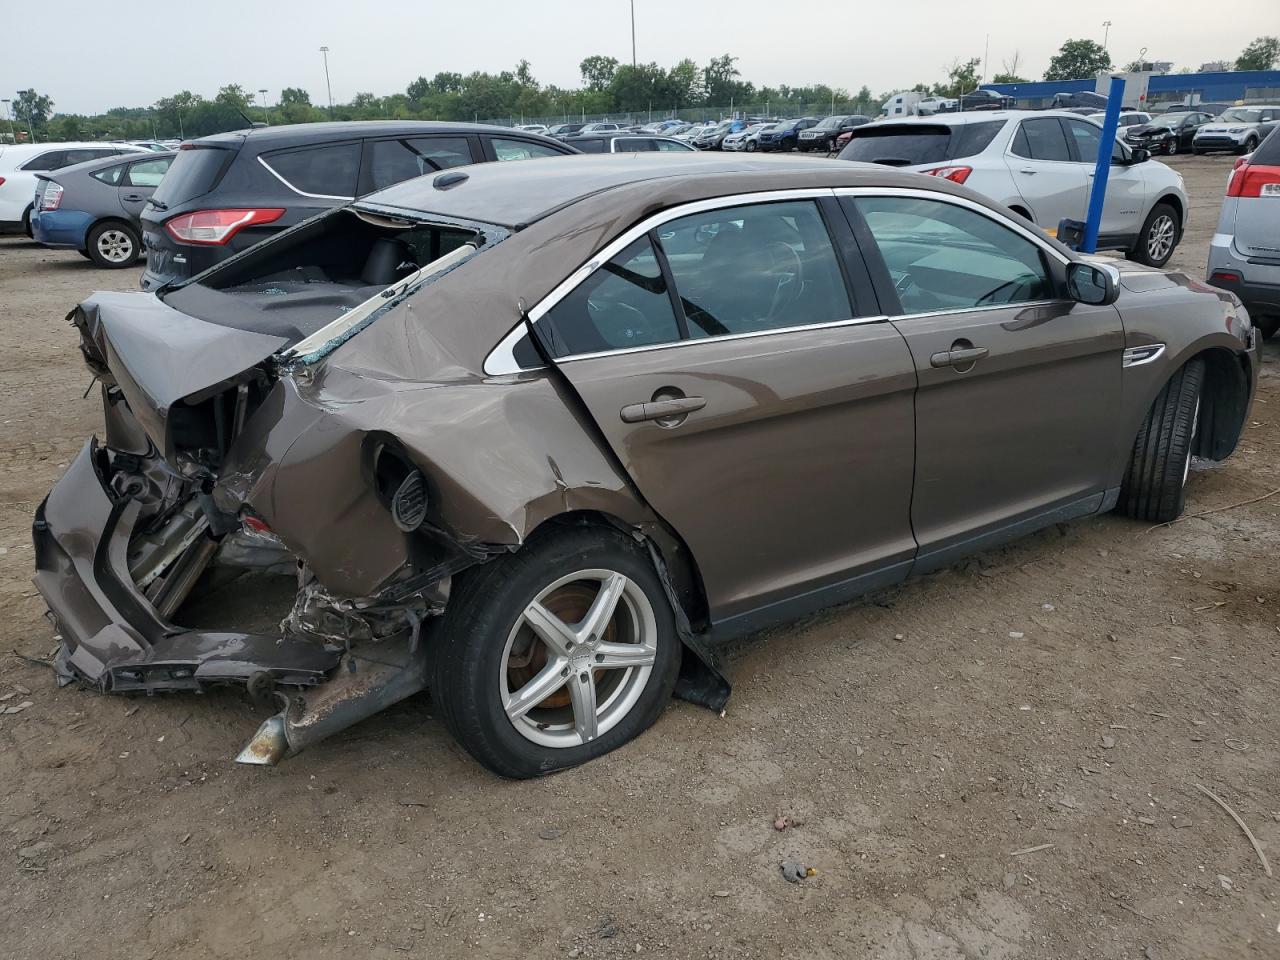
0,141,149,236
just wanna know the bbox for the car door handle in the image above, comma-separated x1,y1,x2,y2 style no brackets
1018,168,1037,175
619,396,706,423
930,347,989,369
122,194,147,202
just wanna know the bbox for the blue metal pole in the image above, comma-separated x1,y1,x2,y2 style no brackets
1080,75,1126,254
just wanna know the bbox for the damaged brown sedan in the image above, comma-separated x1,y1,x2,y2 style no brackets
34,154,1258,777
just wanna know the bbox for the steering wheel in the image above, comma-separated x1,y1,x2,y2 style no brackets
763,242,804,320
587,298,654,347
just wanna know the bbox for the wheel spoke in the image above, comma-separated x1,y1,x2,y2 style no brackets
593,640,657,670
568,670,599,742
578,572,628,643
523,601,579,655
504,656,569,720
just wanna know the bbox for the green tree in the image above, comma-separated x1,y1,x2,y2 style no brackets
666,58,704,108
280,87,312,106
580,55,619,93
990,73,1028,84
937,58,981,98
1236,36,1279,71
14,88,54,135
703,54,753,105
1044,39,1112,80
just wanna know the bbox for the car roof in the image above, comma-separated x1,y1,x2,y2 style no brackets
364,152,1008,230
187,120,561,151
866,110,1094,127
40,150,177,180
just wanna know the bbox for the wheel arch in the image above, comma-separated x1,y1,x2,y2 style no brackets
523,508,728,710
1152,191,1185,227
1191,346,1251,461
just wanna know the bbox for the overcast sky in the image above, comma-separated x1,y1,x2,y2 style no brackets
5,0,1275,115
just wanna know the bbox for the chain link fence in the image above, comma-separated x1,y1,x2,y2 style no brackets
484,100,881,128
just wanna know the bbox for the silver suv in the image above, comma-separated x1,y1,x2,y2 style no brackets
1208,129,1280,338
1193,106,1280,155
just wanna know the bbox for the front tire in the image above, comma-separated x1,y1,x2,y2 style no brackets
1166,138,1178,156
745,140,756,152
1119,359,1204,523
431,524,681,778
86,221,141,269
1241,136,1259,155
1127,202,1179,267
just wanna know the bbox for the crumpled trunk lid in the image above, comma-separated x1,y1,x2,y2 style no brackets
73,291,289,458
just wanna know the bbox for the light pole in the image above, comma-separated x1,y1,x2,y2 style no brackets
1,99,14,144
16,90,36,143
320,46,334,116
629,0,636,67
259,89,270,125
1102,20,1112,51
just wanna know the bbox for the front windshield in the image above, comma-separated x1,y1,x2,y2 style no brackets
774,120,799,131
814,116,843,130
1149,114,1185,129
1219,109,1261,122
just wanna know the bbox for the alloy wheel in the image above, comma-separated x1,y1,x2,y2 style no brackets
1147,215,1176,263
96,229,135,264
500,569,658,748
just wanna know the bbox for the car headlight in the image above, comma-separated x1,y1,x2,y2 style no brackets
1229,127,1245,133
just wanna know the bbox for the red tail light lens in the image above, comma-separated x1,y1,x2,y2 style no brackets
164,208,285,245
1226,161,1280,198
921,165,973,184
1210,270,1242,284
0,176,6,187
39,182,63,211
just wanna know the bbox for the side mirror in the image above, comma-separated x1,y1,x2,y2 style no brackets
1067,261,1119,306
1130,147,1151,164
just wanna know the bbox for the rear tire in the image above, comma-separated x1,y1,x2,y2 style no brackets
1118,359,1205,523
86,221,141,269
431,524,681,778
21,206,33,239
1127,202,1179,267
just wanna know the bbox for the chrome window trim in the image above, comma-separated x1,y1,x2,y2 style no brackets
484,188,851,375
1122,343,1166,367
887,299,1060,323
482,186,1073,376
256,155,355,202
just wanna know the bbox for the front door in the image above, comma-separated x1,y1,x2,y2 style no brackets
542,196,919,624
1061,117,1147,243
842,192,1125,567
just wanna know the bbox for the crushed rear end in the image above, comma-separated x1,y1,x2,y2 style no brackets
34,205,499,763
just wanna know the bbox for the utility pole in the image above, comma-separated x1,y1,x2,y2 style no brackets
1,100,14,144
320,46,334,117
630,0,636,67
1102,20,1112,51
259,89,270,125
982,33,990,83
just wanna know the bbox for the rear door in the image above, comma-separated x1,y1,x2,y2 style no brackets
359,135,477,194
1006,117,1088,231
1061,117,1145,243
1231,131,1280,260
842,190,1124,567
118,156,172,221
540,193,918,625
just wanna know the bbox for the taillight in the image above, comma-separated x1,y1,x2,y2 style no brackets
164,208,285,245
39,182,63,211
1210,270,1241,284
921,165,973,184
0,176,6,188
1226,160,1280,198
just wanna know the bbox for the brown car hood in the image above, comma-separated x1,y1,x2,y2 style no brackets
73,291,290,456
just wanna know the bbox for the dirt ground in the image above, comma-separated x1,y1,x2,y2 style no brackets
2,153,1278,960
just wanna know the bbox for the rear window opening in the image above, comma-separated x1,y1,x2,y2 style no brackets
839,121,1005,166
161,208,486,347
152,144,236,207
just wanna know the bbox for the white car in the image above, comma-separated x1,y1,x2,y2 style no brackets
837,110,1190,266
516,124,549,135
1193,106,1280,155
722,123,773,151
918,96,957,114
0,141,146,236
1086,111,1151,128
